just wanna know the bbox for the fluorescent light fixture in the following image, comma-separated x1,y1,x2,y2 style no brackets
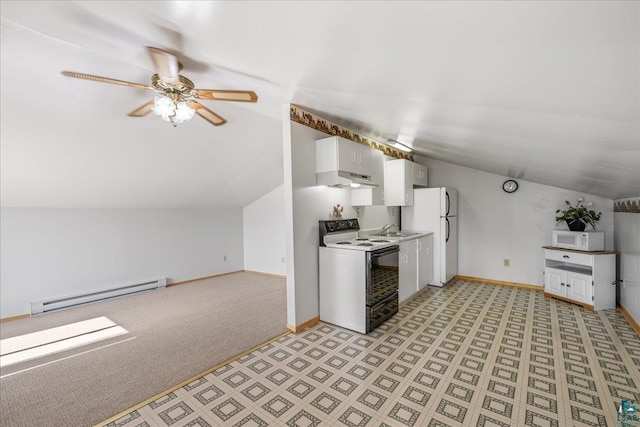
350,182,362,188
387,140,413,153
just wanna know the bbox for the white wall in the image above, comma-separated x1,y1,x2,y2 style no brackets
283,113,397,328
0,207,244,318
417,156,615,286
614,199,640,326
358,205,400,232
243,184,286,276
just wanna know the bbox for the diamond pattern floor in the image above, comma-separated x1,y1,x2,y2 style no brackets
104,279,640,427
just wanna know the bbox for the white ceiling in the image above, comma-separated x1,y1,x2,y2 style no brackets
1,1,638,208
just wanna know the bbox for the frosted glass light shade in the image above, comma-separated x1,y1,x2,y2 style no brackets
174,101,195,123
152,96,195,124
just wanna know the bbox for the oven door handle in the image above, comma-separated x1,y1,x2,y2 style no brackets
371,293,397,312
369,245,400,258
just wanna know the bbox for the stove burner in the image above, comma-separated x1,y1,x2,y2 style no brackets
357,243,374,246
356,238,369,241
370,239,391,243
336,241,353,245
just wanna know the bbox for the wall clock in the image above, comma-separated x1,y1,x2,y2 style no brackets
502,180,518,193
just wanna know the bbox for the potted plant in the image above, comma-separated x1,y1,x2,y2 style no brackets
555,198,601,231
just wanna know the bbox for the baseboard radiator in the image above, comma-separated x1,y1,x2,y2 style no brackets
31,277,167,315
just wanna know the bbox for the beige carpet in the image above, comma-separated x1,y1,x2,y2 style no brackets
0,271,287,427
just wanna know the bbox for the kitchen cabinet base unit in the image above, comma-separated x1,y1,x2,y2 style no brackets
543,292,595,311
398,233,433,303
542,247,616,311
398,240,418,303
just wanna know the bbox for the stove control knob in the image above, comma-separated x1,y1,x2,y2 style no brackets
326,221,335,231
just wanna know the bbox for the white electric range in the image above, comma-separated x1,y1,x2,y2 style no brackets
319,219,399,334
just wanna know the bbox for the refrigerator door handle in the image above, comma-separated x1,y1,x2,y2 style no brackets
445,217,450,243
445,191,450,216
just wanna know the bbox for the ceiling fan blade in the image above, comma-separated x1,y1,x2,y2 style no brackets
62,71,150,90
187,101,227,126
127,99,155,117
147,46,180,84
193,89,258,103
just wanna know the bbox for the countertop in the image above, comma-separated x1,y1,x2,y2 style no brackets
542,246,617,255
359,228,433,242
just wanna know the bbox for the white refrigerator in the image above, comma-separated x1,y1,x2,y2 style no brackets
402,187,458,287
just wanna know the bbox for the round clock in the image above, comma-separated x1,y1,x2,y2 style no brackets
502,179,518,193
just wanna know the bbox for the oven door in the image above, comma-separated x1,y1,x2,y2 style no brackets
366,245,399,306
366,245,399,333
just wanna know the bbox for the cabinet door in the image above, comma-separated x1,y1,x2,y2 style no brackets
592,254,616,310
383,159,413,206
567,271,592,305
417,236,433,291
351,148,384,206
545,268,565,296
412,163,428,187
337,137,371,175
399,241,418,303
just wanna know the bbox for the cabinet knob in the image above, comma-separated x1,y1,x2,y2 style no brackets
561,283,565,286
563,255,570,259
566,284,571,287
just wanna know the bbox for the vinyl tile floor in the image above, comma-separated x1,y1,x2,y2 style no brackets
104,279,640,427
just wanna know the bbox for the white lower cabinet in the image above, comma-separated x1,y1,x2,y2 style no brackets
417,235,433,291
399,235,434,303
544,267,593,306
543,247,616,310
399,241,417,303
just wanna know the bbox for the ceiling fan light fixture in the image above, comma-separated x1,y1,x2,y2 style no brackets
174,101,195,123
153,96,175,118
152,95,195,126
62,47,258,128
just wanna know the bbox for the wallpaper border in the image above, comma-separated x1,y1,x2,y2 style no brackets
290,105,413,161
614,197,640,213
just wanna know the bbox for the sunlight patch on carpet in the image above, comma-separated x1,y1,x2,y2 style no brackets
0,316,129,367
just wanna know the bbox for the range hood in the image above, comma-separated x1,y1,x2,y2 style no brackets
316,170,378,188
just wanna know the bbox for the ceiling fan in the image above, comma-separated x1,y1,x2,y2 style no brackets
62,47,258,127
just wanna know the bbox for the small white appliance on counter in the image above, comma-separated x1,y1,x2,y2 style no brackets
401,187,458,287
318,219,399,334
551,230,604,252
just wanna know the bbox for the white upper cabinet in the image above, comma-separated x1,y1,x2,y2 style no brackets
316,136,371,176
413,163,428,187
351,149,385,206
384,159,428,206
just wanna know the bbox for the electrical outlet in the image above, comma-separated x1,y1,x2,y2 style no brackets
224,255,228,262
504,259,510,267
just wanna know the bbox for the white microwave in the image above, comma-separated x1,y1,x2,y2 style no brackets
551,230,604,251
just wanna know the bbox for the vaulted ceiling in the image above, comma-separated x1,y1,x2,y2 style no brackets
1,1,638,208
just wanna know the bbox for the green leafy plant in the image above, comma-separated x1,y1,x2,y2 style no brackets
555,198,601,230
